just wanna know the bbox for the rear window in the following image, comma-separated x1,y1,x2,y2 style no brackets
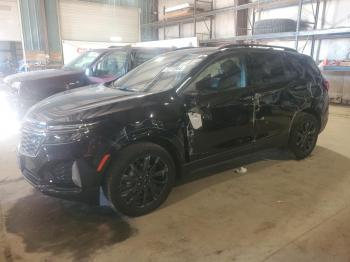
305,56,321,76
246,52,285,88
283,54,305,80
284,54,321,81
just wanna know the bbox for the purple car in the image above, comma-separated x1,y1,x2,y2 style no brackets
4,46,172,116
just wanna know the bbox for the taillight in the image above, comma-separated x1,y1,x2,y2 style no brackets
323,79,330,92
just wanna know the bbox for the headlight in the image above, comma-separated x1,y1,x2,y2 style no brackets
43,122,98,144
44,130,87,144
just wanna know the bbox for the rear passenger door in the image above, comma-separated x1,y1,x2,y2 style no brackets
246,51,295,147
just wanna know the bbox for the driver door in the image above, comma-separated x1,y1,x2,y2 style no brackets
183,53,255,161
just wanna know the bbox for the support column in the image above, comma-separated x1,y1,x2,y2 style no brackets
18,0,63,68
236,0,248,37
44,0,63,66
138,0,158,41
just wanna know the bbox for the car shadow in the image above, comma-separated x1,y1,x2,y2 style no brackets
176,147,293,186
5,192,137,260
162,146,343,209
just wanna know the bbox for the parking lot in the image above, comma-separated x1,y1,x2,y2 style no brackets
1,89,350,261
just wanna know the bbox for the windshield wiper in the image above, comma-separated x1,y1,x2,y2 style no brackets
117,86,137,92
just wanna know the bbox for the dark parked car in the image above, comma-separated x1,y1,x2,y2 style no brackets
18,45,329,216
4,46,172,116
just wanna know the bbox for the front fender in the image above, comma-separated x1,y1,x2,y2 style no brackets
103,118,186,168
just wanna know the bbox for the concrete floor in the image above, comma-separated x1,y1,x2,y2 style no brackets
1,97,350,261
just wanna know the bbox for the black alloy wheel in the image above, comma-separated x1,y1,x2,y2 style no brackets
289,112,319,159
120,155,169,208
295,120,317,152
107,142,175,217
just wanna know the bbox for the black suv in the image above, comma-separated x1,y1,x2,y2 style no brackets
4,46,171,116
18,45,329,216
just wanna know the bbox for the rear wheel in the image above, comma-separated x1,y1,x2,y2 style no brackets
106,142,175,217
289,112,319,159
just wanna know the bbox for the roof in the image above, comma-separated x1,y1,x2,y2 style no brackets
89,46,175,53
151,46,218,56
90,44,298,57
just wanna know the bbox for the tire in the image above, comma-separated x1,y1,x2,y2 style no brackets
254,19,297,35
106,142,175,217
289,112,320,160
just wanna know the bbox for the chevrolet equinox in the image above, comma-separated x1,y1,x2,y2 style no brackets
18,45,329,216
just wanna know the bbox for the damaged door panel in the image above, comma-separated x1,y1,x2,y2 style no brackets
246,51,299,146
183,52,255,160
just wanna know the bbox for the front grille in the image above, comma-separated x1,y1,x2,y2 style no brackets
19,131,45,157
22,169,40,185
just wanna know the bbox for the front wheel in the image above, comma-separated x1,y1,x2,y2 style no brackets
289,112,319,159
106,142,175,217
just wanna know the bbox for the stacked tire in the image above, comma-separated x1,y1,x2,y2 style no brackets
254,19,298,34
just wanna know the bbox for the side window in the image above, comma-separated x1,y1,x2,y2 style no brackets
303,57,322,80
188,54,246,93
284,54,306,80
93,51,127,78
246,52,285,87
284,55,321,81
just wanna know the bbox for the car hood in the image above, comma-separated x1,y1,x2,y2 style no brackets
4,69,84,85
26,84,151,124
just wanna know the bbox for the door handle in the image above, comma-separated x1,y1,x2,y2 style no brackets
293,85,307,91
239,96,254,103
239,93,261,103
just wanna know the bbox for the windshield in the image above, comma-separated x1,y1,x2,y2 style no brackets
64,51,101,70
113,50,209,93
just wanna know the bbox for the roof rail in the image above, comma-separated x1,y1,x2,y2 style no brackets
219,44,297,52
108,45,131,48
175,46,195,50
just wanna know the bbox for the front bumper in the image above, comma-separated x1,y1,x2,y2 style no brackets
18,140,101,205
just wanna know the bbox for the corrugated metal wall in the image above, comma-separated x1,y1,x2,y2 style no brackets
17,0,158,65
44,0,62,62
79,0,159,41
18,0,62,63
18,0,47,51
138,0,158,41
59,0,140,42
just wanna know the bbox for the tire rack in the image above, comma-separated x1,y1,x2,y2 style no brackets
142,0,350,62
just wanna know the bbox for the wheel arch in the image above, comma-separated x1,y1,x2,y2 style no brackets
288,107,321,139
101,132,185,185
136,136,184,179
